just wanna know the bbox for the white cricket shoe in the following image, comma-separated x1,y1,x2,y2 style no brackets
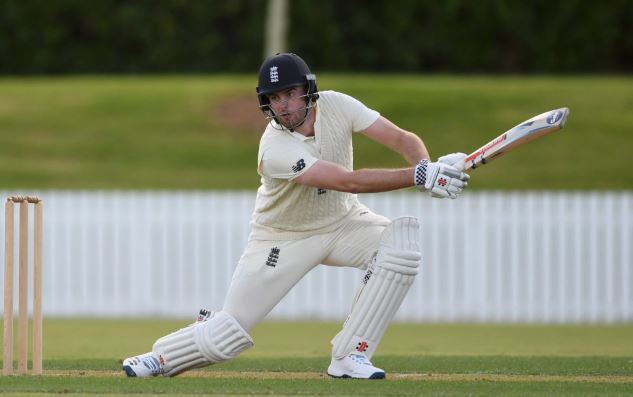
327,353,386,379
122,352,163,377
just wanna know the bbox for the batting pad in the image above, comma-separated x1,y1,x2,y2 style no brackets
152,311,254,377
332,216,421,359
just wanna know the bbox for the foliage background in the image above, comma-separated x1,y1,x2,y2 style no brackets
1,0,632,74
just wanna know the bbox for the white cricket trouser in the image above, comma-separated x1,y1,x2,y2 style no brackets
222,208,390,332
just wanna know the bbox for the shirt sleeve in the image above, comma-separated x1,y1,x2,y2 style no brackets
259,143,318,180
337,92,380,132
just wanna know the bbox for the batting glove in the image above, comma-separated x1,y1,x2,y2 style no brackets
438,152,468,168
414,159,470,199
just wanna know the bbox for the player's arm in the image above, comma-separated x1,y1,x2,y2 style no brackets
360,116,430,166
293,160,414,194
292,110,469,195
294,159,468,198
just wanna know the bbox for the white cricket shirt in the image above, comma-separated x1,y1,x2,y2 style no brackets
250,90,380,240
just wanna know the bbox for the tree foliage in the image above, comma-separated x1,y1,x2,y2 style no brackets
0,0,631,74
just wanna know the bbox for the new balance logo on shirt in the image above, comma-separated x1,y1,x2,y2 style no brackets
292,159,306,173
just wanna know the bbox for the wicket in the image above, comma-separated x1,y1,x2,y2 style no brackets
3,196,43,375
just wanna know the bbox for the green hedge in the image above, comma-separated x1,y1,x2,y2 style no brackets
1,0,631,74
0,0,266,73
293,0,633,73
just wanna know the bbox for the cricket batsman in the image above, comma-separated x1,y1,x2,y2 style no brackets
123,53,470,379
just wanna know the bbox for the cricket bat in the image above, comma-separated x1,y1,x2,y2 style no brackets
454,107,570,171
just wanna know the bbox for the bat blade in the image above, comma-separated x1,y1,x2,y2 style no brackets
456,107,569,171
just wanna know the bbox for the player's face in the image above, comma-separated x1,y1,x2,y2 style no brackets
267,86,308,128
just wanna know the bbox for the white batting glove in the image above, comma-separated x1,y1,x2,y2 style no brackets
438,152,467,168
414,159,470,199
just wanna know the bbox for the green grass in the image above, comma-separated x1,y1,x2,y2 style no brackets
1,376,632,397
0,75,631,190
1,320,632,396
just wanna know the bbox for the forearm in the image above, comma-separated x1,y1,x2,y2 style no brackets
293,160,416,194
336,167,415,193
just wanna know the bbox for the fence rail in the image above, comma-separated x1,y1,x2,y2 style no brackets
1,190,631,323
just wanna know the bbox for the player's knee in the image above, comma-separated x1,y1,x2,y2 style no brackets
375,216,421,275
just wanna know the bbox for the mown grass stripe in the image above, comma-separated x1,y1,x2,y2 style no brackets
34,370,633,384
28,355,633,376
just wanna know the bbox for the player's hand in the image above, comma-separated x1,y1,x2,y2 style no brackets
414,159,470,199
438,152,467,169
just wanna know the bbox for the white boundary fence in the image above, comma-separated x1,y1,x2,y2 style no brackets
1,190,631,323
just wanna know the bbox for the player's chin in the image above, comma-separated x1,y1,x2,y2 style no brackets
279,117,298,129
